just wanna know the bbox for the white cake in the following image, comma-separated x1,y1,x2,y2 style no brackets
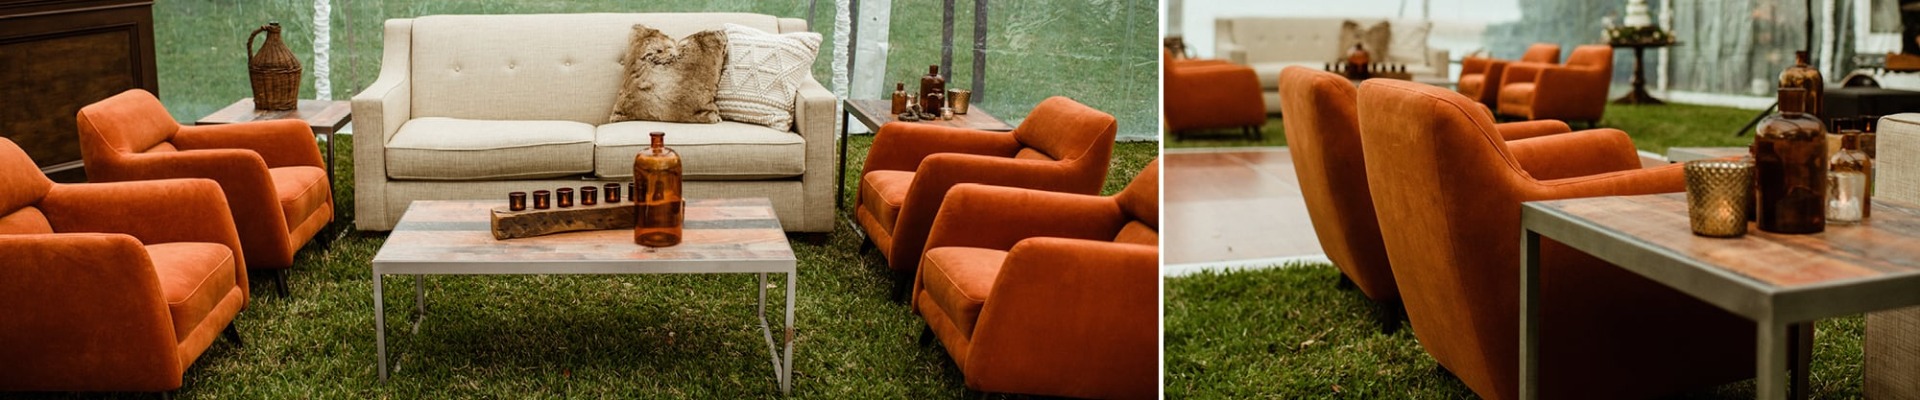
1623,0,1654,27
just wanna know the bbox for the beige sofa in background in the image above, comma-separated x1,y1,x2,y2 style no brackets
353,13,836,232
1215,17,1449,113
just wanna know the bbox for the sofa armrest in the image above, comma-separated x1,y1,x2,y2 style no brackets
174,119,325,169
1427,48,1451,77
0,233,184,390
965,238,1159,399
792,76,838,232
350,18,414,230
1218,43,1248,65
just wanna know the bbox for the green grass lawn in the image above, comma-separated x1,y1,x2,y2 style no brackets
14,134,1155,399
1164,264,1868,398
1165,102,1763,153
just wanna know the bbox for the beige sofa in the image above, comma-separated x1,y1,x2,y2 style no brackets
1214,17,1449,113
352,13,836,232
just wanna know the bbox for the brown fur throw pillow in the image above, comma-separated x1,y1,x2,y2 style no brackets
1338,20,1392,63
609,25,727,124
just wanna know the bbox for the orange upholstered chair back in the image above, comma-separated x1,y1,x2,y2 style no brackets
1012,96,1118,176
1277,67,1399,302
1520,43,1562,64
0,139,55,234
1114,158,1159,239
75,90,181,158
1356,79,1540,398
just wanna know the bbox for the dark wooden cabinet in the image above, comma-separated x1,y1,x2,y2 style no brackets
0,0,157,176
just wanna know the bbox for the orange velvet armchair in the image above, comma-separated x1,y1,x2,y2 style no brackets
1354,79,1753,400
1164,49,1266,140
911,158,1158,399
856,96,1115,294
1278,66,1577,308
1497,45,1615,126
1457,43,1560,107
77,89,332,294
0,138,249,394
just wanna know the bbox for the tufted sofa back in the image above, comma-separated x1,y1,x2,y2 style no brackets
1215,17,1430,65
405,13,798,125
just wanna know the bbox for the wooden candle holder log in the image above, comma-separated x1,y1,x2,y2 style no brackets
490,201,635,240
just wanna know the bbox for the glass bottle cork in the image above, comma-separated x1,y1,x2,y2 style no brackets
1753,88,1828,234
1829,132,1872,223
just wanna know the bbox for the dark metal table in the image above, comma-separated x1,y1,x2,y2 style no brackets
1521,193,1920,400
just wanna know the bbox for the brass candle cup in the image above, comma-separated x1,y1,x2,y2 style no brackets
580,186,598,206
1686,159,1754,237
604,183,622,203
556,188,574,208
508,192,527,211
532,190,552,210
947,89,971,114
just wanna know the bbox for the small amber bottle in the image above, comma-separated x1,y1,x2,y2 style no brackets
891,82,910,115
920,65,946,115
633,132,684,247
1829,132,1872,223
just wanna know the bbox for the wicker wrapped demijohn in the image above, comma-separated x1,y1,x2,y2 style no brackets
247,22,302,111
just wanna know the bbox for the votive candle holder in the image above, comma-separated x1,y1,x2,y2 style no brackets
508,191,527,211
581,186,598,206
1686,159,1754,237
557,188,574,208
533,190,552,210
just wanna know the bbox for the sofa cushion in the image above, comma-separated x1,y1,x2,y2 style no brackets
921,246,1009,336
715,23,823,131
409,13,784,124
387,117,595,180
147,242,237,340
594,120,806,179
1388,20,1433,65
608,25,727,124
1338,20,1391,64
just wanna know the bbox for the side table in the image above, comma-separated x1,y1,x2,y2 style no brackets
1610,42,1678,105
196,98,352,241
1521,193,1920,400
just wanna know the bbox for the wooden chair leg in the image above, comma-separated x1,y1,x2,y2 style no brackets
890,269,913,303
919,325,936,347
223,323,245,348
275,270,289,296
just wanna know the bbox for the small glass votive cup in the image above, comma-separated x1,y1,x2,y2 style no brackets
508,191,527,211
581,186,599,206
605,183,622,203
533,190,552,210
628,182,637,203
1686,159,1754,237
947,89,971,114
557,188,574,208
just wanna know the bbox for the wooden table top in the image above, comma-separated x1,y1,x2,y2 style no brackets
195,98,352,134
374,198,795,269
1530,193,1920,290
844,99,1014,132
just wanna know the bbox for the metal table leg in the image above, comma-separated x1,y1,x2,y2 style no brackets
1758,317,1790,400
837,109,851,211
756,272,798,394
374,273,387,382
1518,229,1542,400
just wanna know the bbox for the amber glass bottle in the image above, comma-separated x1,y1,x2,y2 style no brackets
633,131,683,247
1753,88,1828,234
920,65,946,115
1829,132,1872,223
1779,51,1824,121
891,82,909,115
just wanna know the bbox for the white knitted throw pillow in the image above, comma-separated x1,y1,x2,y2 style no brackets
716,23,822,131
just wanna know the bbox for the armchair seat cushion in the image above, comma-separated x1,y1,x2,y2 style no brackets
1458,74,1487,99
1499,82,1538,115
270,166,331,233
147,242,237,340
860,170,914,229
593,120,805,179
386,117,595,180
921,247,1008,336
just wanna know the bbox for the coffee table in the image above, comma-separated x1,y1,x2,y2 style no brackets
1520,193,1920,400
370,198,798,393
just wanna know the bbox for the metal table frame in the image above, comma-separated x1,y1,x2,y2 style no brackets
371,207,798,394
1520,200,1920,400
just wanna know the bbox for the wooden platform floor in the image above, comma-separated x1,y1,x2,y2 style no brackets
1163,147,1673,268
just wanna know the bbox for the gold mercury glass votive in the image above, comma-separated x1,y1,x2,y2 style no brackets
947,89,971,114
1686,159,1754,237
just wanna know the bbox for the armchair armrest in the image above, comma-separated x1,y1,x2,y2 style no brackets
89,149,286,271
1501,62,1550,88
922,183,1128,252
1525,163,1685,201
883,154,1097,273
1532,66,1614,119
1462,57,1496,75
964,238,1159,398
1495,120,1571,141
860,123,1022,174
39,178,250,298
0,233,183,389
1507,128,1645,181
174,119,325,169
